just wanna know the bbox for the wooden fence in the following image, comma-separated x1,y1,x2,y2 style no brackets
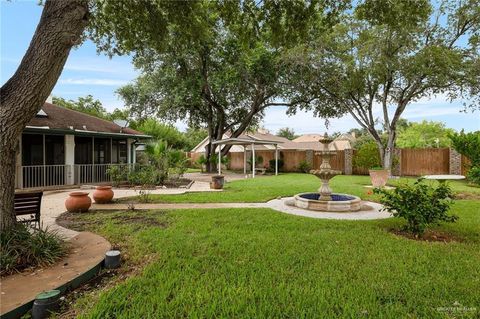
188,147,469,177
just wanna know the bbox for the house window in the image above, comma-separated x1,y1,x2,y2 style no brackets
22,134,43,166
112,139,127,163
45,135,65,165
94,138,111,164
75,136,93,164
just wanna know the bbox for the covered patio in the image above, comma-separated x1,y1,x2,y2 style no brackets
212,137,283,178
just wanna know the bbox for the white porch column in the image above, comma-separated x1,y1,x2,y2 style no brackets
275,144,278,176
65,135,75,185
243,145,247,176
127,138,133,164
252,143,255,178
218,146,221,175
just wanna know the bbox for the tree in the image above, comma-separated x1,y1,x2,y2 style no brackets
449,130,480,167
91,0,347,171
131,119,189,150
396,120,455,148
53,95,131,122
53,95,109,119
276,127,298,140
286,0,480,170
0,0,88,231
184,127,208,151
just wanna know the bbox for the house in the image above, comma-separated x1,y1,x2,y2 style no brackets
16,102,149,189
189,129,356,172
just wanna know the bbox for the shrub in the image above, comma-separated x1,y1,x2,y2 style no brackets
247,155,263,169
353,141,381,169
449,130,480,167
298,160,311,173
168,150,189,178
374,179,457,235
268,159,284,172
1,224,66,275
197,155,208,172
466,166,480,185
130,166,158,203
107,165,128,187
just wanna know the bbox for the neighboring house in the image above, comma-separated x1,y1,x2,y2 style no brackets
190,129,289,156
16,102,149,189
191,130,354,158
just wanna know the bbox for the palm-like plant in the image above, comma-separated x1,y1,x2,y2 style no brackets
144,140,171,184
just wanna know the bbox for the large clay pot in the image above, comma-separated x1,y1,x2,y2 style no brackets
210,175,225,189
369,169,390,188
93,186,114,204
65,192,91,213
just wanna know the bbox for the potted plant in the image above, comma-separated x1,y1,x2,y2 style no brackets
353,141,389,188
368,166,390,188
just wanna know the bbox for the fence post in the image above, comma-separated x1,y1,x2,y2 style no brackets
344,149,353,175
392,148,402,176
449,148,462,175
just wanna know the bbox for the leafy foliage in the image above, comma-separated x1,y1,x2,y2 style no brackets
276,127,298,140
1,224,66,275
374,179,457,235
285,0,480,169
353,141,381,170
449,130,480,167
268,159,284,172
298,160,312,173
396,121,454,148
467,166,480,185
52,95,128,121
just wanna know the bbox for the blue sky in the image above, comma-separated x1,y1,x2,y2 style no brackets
1,1,479,134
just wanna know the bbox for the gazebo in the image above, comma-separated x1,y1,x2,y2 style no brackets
211,137,282,177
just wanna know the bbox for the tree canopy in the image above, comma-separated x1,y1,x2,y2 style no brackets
396,120,455,148
107,0,347,171
284,0,480,169
276,127,298,140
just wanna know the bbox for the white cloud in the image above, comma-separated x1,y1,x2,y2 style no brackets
59,78,129,86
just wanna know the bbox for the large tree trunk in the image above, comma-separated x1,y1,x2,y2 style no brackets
382,132,396,171
0,0,88,231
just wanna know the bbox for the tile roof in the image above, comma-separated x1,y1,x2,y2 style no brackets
27,103,144,136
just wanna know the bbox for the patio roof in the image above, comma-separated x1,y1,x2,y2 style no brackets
211,137,283,146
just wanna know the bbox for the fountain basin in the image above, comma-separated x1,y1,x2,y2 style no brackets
293,192,362,212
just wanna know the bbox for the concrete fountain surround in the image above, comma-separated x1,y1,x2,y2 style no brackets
292,192,362,212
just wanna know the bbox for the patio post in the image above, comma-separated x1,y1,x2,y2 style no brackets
218,145,221,175
275,144,278,176
243,145,247,176
252,143,255,178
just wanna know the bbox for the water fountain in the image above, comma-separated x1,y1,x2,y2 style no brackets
291,133,362,212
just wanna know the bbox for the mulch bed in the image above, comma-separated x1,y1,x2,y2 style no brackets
389,229,462,243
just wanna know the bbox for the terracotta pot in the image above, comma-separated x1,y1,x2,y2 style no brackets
369,169,390,188
93,186,114,204
210,175,225,189
65,192,91,213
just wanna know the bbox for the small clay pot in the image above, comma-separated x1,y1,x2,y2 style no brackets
65,192,91,213
210,175,225,189
369,169,390,188
93,186,114,204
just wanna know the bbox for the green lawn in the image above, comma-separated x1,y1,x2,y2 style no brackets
68,200,480,318
121,173,480,203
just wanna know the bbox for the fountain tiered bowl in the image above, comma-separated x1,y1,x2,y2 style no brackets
290,134,362,212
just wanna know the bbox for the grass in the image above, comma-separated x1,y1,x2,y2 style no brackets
120,173,480,203
67,200,480,318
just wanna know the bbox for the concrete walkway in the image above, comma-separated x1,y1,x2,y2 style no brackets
42,180,391,240
0,232,110,317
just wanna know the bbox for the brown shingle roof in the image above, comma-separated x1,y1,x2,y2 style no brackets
27,103,144,136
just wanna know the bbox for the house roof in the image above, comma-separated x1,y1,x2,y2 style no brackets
292,133,326,143
26,103,148,138
212,137,283,146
